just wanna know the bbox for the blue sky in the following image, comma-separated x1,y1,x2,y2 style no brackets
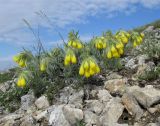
0,0,160,70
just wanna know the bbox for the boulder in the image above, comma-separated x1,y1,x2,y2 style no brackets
100,98,124,125
35,95,49,110
122,93,144,120
85,100,104,115
104,78,127,96
84,110,100,126
21,94,35,111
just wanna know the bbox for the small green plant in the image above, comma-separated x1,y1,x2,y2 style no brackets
12,30,144,99
76,120,86,126
0,68,17,84
0,86,29,112
138,64,160,81
136,31,160,60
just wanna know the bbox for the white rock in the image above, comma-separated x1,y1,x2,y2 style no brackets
104,78,127,95
100,98,124,125
85,100,104,115
97,89,112,102
49,105,70,126
122,93,144,121
21,94,35,111
63,105,83,125
35,96,49,110
84,110,100,126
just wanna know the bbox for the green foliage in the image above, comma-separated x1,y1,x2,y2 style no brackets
0,68,17,84
0,86,29,112
76,120,86,126
9,30,143,108
136,32,160,60
138,64,160,81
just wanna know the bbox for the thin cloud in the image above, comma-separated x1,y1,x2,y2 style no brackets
0,0,160,45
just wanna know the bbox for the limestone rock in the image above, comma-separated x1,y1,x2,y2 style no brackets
21,94,35,111
84,110,100,126
100,98,124,125
35,95,49,110
122,93,144,120
63,105,83,125
128,85,160,108
85,100,104,115
97,89,112,102
104,78,127,96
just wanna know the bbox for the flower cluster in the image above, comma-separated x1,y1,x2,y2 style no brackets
13,53,27,67
17,76,26,88
94,37,106,49
40,57,50,72
68,40,83,49
64,49,77,66
106,42,124,59
131,33,144,47
115,31,130,44
79,57,100,78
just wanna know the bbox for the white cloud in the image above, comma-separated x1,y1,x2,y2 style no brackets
0,0,160,45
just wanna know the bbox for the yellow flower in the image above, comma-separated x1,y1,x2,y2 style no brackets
89,68,95,75
40,63,46,72
103,42,107,48
85,70,90,78
121,37,128,44
79,66,85,75
107,51,112,59
17,77,26,88
140,33,144,38
133,41,138,48
71,55,77,64
19,60,26,67
96,66,100,73
137,36,142,44
111,45,117,53
64,59,69,66
72,41,77,48
13,55,20,63
68,41,72,46
113,52,120,58
118,48,124,55
77,43,82,49
83,61,89,70
65,54,71,62
90,61,96,69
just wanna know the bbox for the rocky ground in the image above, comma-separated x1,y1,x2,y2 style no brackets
0,26,160,126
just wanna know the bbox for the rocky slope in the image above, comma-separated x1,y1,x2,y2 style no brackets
0,25,160,126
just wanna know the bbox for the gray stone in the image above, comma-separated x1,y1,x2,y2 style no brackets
57,86,84,109
100,98,124,125
104,78,127,95
147,123,159,126
97,89,112,102
128,85,160,108
0,113,24,124
49,104,83,126
85,100,104,115
21,94,35,111
63,105,83,125
35,96,49,110
125,58,137,69
144,26,154,32
20,114,36,126
0,82,10,92
137,55,149,65
49,105,70,126
84,110,100,126
122,93,144,121
106,72,123,80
